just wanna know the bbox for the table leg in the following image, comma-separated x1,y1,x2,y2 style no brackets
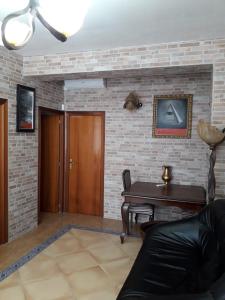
120,202,129,244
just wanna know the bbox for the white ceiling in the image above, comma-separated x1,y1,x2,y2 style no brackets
1,0,225,57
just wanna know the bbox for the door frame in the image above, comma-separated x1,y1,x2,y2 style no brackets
64,111,105,217
0,99,8,244
38,106,65,223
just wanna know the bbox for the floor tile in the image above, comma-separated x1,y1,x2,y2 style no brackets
0,285,26,300
0,214,141,300
78,288,117,300
56,251,98,274
43,235,83,258
19,253,61,283
101,257,133,284
0,272,21,289
0,212,123,271
70,229,108,248
24,275,73,300
119,238,142,258
88,243,128,263
67,266,111,296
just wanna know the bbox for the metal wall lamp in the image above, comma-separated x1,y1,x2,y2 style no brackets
1,0,90,50
123,92,142,111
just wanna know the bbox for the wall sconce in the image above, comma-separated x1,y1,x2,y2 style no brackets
197,119,225,202
123,92,142,111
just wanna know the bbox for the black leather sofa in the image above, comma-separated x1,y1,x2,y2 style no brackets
117,199,225,300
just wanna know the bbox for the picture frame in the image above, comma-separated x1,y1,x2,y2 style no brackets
16,84,35,132
152,94,193,138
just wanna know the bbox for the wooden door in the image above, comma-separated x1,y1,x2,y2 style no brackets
66,112,104,216
40,111,63,213
0,100,8,244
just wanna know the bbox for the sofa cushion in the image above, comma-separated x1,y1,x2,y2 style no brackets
199,200,225,273
118,290,214,300
210,272,225,300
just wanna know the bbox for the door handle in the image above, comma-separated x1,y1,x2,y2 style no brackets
69,158,75,170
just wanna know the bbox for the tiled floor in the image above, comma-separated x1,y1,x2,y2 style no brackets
0,213,125,271
0,226,142,300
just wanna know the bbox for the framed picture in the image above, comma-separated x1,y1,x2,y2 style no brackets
16,84,35,132
152,94,193,138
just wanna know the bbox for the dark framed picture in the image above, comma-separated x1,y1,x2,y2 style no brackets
17,84,35,132
152,94,193,138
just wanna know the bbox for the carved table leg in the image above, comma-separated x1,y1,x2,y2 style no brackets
120,202,129,244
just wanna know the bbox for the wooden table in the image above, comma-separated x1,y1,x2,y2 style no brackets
120,181,206,243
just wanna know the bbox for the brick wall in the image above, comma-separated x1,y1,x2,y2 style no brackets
23,38,225,200
65,73,212,220
0,47,64,240
2,38,225,238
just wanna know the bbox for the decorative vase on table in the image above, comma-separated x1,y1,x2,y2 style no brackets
162,165,172,185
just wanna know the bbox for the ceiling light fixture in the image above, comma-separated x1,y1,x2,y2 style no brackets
0,0,91,50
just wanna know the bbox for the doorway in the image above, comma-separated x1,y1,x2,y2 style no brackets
65,112,105,216
0,99,8,244
38,107,64,222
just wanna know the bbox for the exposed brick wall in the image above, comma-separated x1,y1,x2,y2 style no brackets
2,37,225,238
0,47,64,240
65,73,212,220
23,38,225,200
22,39,224,77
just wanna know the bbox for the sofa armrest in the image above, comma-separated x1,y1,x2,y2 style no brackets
118,216,220,298
143,217,220,291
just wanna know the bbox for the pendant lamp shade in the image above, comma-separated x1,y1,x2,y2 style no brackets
37,0,91,38
0,0,91,50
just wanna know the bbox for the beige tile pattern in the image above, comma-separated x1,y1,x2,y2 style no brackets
78,288,116,300
0,212,123,271
24,275,73,300
0,229,142,300
0,285,26,300
19,253,61,283
56,251,98,274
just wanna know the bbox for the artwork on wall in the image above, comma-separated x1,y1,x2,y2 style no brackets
152,94,193,138
16,84,35,132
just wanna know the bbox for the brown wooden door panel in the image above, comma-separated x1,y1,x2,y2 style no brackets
40,114,60,213
67,113,104,216
0,105,4,218
68,116,79,213
0,100,8,244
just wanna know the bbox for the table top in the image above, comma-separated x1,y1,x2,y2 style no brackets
122,181,206,204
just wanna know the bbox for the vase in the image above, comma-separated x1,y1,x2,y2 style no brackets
162,165,172,185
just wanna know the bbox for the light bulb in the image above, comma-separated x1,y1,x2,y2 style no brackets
4,20,30,46
37,0,91,38
3,12,34,48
